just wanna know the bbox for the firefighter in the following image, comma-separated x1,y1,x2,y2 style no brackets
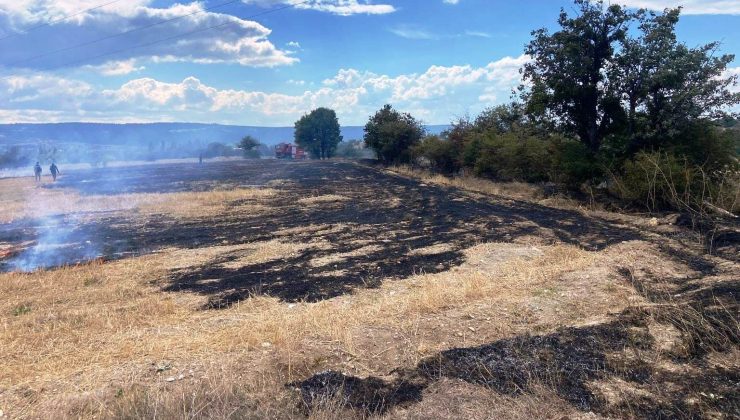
33,162,42,182
49,162,60,182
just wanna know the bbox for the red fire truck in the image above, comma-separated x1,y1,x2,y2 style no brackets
274,143,307,160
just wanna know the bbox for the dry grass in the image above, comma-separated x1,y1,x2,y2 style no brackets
297,194,350,205
0,176,276,222
0,231,626,418
1,166,733,419
386,165,544,202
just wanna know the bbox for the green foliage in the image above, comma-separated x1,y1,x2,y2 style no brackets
12,304,31,317
523,1,739,155
239,135,261,159
413,136,459,174
362,2,739,216
471,132,552,183
203,142,238,159
294,108,343,159
614,151,739,213
364,104,425,164
551,141,603,189
523,0,632,153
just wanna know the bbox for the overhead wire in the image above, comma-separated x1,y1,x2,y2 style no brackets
54,1,308,71
6,0,247,67
0,0,126,42
0,1,308,80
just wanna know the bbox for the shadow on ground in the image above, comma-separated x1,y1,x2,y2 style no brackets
0,160,646,304
155,161,647,306
292,272,739,418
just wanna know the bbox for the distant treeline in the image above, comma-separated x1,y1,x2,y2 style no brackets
0,123,446,168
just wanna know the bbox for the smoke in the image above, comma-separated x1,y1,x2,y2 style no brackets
5,213,101,272
1,164,132,273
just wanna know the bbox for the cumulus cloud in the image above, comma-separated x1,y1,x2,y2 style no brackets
0,1,296,70
242,0,396,16
618,0,740,15
1,55,530,125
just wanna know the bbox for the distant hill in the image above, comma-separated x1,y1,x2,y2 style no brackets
0,122,449,147
0,122,449,168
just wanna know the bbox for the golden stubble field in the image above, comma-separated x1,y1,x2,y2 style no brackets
0,160,737,419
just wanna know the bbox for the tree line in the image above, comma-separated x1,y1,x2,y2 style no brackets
292,1,738,214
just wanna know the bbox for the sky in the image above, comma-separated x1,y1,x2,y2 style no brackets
0,0,738,127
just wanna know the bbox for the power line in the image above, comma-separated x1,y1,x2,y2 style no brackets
6,0,245,68
0,0,126,42
0,1,307,80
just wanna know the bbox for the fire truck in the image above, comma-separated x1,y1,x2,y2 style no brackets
274,143,307,160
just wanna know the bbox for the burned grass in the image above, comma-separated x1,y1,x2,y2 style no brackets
1,160,644,302
0,160,737,419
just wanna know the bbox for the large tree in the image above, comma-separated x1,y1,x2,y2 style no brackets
523,1,739,156
364,104,425,164
523,0,633,153
611,8,738,153
294,108,342,159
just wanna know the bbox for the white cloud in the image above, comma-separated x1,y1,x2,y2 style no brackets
243,0,396,16
724,67,740,94
0,1,296,70
389,25,437,40
0,55,530,125
618,0,740,15
465,30,491,38
86,59,146,76
443,0,460,4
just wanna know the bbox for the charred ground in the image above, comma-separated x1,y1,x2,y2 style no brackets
0,160,737,419
2,160,641,304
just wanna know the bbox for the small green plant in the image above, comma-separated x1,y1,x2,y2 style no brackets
12,304,31,316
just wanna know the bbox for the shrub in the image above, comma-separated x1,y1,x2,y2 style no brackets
413,136,460,174
471,132,551,183
551,140,603,189
614,150,739,214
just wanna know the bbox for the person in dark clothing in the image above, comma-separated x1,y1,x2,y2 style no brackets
33,162,42,182
49,162,60,181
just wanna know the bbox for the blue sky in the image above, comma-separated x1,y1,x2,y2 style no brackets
0,0,738,126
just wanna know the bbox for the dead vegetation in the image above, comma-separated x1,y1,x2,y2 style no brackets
0,160,737,419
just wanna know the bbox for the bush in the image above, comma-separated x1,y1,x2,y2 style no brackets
364,104,425,164
471,132,551,183
614,150,739,213
551,140,603,189
413,136,460,174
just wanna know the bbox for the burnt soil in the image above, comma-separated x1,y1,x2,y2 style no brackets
294,274,739,418
1,160,644,305
2,160,737,418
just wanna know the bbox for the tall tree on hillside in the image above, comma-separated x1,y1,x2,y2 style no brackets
523,0,633,153
364,104,425,163
294,108,342,159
